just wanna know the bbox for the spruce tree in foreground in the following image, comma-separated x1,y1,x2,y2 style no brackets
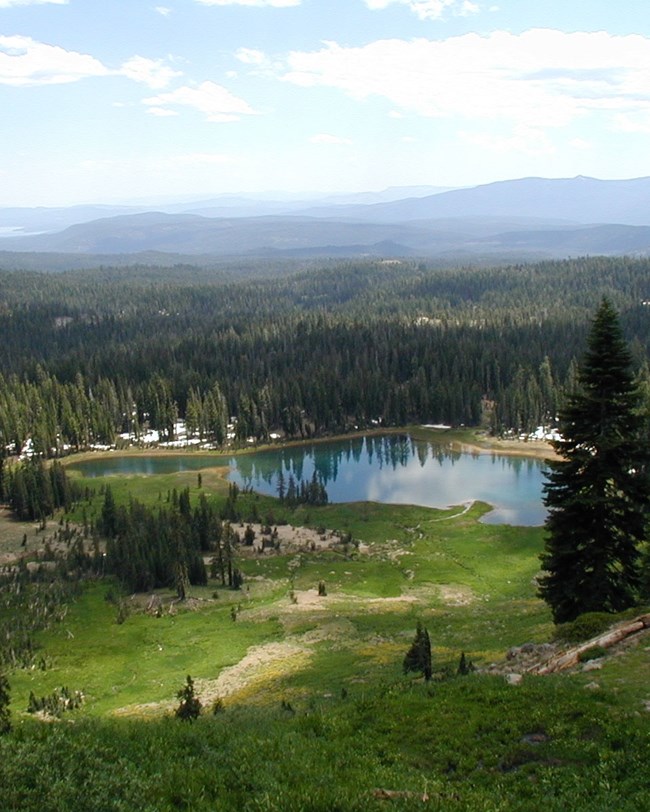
539,298,650,623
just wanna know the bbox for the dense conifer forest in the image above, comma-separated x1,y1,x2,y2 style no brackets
1,255,649,456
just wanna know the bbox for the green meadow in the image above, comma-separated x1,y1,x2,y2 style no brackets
1,460,649,811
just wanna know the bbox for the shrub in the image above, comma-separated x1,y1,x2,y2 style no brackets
27,686,83,717
554,612,614,643
578,645,607,663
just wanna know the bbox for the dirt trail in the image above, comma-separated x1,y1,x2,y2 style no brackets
197,619,360,705
197,639,309,704
112,616,359,717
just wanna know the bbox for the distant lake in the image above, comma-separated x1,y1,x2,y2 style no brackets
70,434,549,526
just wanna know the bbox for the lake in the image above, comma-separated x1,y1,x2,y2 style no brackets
70,434,549,526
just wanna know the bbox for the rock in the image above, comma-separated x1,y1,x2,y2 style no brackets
584,681,600,691
507,642,555,665
505,673,523,685
521,732,550,745
581,660,603,671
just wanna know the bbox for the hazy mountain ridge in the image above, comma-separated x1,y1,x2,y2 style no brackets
0,186,451,235
298,176,650,224
2,176,650,262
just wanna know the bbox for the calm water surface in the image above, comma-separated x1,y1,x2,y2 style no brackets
71,434,548,525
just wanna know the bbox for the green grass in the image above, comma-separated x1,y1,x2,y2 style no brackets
10,482,557,716
10,583,282,716
2,675,649,811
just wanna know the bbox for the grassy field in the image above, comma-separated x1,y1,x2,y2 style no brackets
1,452,649,810
7,486,555,716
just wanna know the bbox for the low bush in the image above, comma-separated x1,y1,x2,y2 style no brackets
578,645,607,663
553,612,614,643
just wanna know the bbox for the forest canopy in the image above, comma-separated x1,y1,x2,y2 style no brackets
0,255,649,456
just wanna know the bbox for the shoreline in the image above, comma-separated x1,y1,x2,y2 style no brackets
451,436,559,462
61,426,559,467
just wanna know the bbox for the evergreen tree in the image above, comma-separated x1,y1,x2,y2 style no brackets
175,674,201,721
0,673,11,735
457,651,474,676
403,621,432,681
174,559,189,601
539,299,650,623
100,485,118,538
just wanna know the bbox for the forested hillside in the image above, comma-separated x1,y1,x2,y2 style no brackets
1,256,649,455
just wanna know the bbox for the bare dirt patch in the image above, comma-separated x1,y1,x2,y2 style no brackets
454,435,559,461
196,640,310,704
435,584,475,606
0,508,62,566
232,522,348,556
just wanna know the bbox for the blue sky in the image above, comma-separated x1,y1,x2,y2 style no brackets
2,0,650,205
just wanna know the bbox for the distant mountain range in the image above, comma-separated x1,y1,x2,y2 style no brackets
2,176,650,264
0,186,451,235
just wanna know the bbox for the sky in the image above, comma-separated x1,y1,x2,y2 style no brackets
3,0,650,205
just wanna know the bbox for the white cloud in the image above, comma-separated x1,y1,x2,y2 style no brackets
310,133,352,144
143,80,258,121
0,34,108,86
0,35,181,90
612,111,650,134
195,0,300,7
121,55,182,89
235,48,266,65
146,106,178,117
0,0,67,7
363,0,479,21
281,30,650,134
155,5,172,15
460,125,554,157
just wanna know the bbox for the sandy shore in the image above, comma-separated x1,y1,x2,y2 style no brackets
452,436,559,461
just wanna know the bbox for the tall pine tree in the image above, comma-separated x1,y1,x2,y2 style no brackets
539,298,650,623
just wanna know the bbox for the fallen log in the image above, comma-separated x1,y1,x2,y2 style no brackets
528,613,650,675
